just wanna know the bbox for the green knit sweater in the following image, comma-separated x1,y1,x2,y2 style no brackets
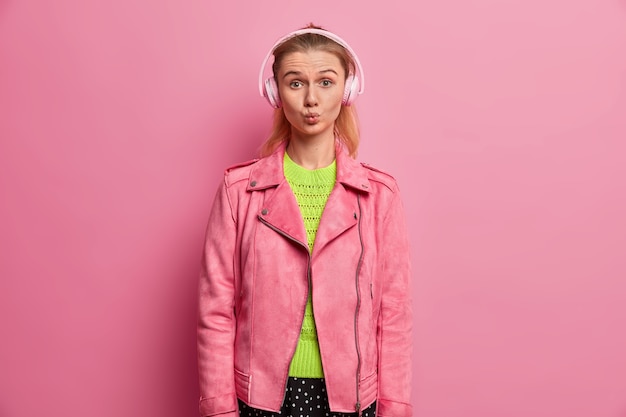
284,151,336,378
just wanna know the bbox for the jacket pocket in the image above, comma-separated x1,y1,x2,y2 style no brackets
359,370,378,403
234,368,251,403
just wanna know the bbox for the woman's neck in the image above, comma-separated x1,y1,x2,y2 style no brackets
286,135,336,170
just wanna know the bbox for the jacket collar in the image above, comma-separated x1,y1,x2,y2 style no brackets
247,141,371,193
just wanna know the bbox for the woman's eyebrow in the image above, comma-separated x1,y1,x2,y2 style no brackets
282,69,339,79
282,70,302,79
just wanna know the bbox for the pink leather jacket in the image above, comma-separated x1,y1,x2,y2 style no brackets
197,143,412,417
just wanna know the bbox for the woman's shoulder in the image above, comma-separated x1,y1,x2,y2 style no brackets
359,161,399,193
222,158,260,186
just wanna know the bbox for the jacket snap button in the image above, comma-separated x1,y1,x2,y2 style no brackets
261,209,268,215
250,181,257,187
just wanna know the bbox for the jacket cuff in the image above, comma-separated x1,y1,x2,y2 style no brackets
199,393,238,417
377,398,413,417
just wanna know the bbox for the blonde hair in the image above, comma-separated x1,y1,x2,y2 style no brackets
259,25,360,158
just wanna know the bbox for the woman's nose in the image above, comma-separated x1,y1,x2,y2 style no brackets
304,87,318,106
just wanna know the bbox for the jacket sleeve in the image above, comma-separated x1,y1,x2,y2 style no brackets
377,188,413,417
197,178,239,417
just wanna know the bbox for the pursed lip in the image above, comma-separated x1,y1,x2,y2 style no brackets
304,113,320,123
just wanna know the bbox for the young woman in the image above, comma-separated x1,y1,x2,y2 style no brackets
197,25,412,417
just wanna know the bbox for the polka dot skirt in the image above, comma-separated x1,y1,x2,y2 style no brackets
238,377,376,417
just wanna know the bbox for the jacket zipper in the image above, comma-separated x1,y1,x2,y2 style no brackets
260,195,365,415
354,194,365,415
258,215,312,402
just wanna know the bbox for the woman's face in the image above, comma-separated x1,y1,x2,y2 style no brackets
277,49,346,144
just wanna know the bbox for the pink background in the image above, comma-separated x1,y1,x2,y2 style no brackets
1,1,625,416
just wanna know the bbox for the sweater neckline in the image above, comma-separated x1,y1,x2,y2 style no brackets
283,152,336,185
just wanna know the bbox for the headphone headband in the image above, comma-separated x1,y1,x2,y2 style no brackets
258,28,365,99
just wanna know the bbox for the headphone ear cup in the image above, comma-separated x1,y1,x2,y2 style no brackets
342,74,360,106
263,77,281,108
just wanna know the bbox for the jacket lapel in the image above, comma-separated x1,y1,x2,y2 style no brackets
312,183,358,255
259,180,309,248
249,143,308,247
312,148,371,254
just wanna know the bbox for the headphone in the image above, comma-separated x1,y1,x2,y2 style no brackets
258,28,365,109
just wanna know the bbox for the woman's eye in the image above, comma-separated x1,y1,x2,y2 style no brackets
290,81,302,88
321,80,333,87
